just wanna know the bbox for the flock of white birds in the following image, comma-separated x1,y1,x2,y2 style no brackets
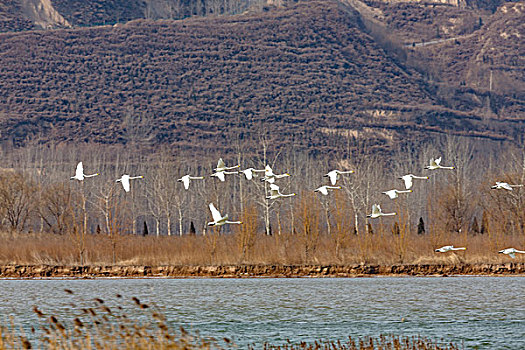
70,156,525,259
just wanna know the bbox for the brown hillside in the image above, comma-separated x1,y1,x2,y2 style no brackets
0,0,523,153
0,1,36,32
398,1,525,121
50,0,266,26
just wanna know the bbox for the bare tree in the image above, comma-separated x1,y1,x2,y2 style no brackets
0,172,37,231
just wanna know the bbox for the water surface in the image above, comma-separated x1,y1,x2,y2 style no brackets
0,277,523,349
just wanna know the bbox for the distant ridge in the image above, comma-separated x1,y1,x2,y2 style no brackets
0,0,523,153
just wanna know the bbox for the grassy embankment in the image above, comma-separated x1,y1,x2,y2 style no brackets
0,230,522,273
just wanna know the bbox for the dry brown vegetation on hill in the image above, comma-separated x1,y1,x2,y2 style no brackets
0,0,523,153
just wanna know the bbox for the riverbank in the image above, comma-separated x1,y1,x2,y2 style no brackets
0,263,524,278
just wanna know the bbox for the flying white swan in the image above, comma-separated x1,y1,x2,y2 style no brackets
207,203,242,226
399,174,428,190
261,165,291,183
314,185,341,196
70,162,99,181
498,248,525,259
324,169,354,186
211,170,238,182
266,183,296,200
382,189,412,199
177,174,204,190
240,167,265,180
425,157,454,170
116,174,143,192
366,204,396,218
214,158,240,172
435,245,466,253
491,182,523,191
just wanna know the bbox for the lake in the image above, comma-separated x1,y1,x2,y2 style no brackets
0,277,523,349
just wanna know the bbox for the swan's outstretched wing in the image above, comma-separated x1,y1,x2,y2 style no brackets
435,157,442,166
216,158,225,170
209,203,223,222
181,176,190,190
500,182,513,191
371,204,380,215
270,183,280,192
383,190,397,199
315,186,328,195
269,183,280,197
121,177,130,192
76,162,83,178
243,169,253,180
402,175,413,189
327,171,338,185
214,171,225,182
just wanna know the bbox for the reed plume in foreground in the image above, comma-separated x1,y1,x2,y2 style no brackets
260,335,460,350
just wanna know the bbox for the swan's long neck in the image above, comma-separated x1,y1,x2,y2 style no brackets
189,176,204,180
225,220,242,224
129,176,143,180
282,193,295,197
382,212,396,216
440,166,454,170
452,247,466,250
84,173,99,178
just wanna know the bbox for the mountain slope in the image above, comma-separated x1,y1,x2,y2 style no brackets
0,0,522,153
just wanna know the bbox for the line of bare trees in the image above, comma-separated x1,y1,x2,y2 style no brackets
0,135,523,260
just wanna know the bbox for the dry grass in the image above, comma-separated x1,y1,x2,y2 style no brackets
0,290,460,350
0,229,522,266
0,292,216,350
259,335,460,350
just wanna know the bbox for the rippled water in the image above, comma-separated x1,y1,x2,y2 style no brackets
0,277,523,349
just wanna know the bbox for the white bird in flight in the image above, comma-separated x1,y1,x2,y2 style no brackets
214,158,240,172
211,170,238,182
71,162,99,181
498,248,525,259
116,174,143,192
324,169,354,186
491,182,523,191
425,157,454,170
207,203,242,226
240,167,265,180
262,165,291,183
399,174,428,190
367,204,396,218
177,174,204,190
314,185,341,196
435,245,466,253
266,184,296,200
382,189,412,199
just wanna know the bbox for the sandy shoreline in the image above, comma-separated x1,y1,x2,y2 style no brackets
0,263,524,278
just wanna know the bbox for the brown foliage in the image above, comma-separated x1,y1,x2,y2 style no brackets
0,1,521,154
